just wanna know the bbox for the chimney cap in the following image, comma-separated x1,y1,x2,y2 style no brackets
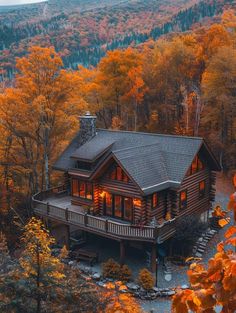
79,111,97,119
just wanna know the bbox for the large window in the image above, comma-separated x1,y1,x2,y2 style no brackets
105,193,113,216
180,190,187,210
124,197,133,221
107,166,129,183
71,179,93,200
104,194,133,221
114,195,122,218
199,180,206,199
187,155,204,176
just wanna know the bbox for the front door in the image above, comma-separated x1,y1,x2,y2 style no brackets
104,193,133,222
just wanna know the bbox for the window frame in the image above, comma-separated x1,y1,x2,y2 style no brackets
179,189,187,210
108,165,129,183
151,193,159,210
187,155,205,176
71,179,94,201
104,193,133,222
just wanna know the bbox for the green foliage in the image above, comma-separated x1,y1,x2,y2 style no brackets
138,268,154,290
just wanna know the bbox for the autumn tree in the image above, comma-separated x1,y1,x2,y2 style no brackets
201,45,236,169
0,232,11,273
172,184,236,313
0,46,86,198
143,36,201,133
0,217,105,313
94,48,145,129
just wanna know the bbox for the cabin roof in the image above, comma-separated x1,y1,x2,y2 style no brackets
54,129,221,194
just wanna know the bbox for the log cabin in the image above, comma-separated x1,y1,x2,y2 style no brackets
33,112,221,271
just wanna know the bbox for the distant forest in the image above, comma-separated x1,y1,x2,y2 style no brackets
0,0,235,80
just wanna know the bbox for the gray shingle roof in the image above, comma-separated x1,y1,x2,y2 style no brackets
54,129,219,194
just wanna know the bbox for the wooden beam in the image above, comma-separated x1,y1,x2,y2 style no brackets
65,224,70,250
120,240,125,265
151,243,157,273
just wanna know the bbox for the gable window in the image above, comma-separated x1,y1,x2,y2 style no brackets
199,180,206,198
187,155,205,176
108,166,129,183
152,193,159,210
180,190,187,210
117,167,123,181
71,179,93,200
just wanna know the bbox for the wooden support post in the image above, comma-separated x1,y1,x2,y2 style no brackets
120,240,125,265
151,243,157,273
65,225,70,250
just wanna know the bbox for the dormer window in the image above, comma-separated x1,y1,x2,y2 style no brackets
76,161,92,171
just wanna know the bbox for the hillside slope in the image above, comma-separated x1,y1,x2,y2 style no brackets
0,0,234,80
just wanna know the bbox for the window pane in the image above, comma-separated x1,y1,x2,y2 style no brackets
191,156,198,174
117,167,122,181
105,193,113,216
110,168,116,180
72,179,79,197
199,180,205,198
124,197,133,221
86,183,93,200
114,195,122,218
180,190,187,210
79,182,86,198
123,173,129,183
198,158,204,170
152,193,158,209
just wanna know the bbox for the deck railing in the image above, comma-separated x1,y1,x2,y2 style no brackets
32,189,176,242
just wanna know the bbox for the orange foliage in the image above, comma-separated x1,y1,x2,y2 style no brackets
172,225,236,312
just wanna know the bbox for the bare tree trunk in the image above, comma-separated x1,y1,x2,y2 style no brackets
44,127,50,190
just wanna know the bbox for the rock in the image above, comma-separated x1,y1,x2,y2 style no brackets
127,283,139,291
92,273,101,280
152,287,160,292
83,267,91,274
166,290,175,296
181,284,189,289
107,278,114,282
68,260,75,266
195,252,202,258
97,281,106,287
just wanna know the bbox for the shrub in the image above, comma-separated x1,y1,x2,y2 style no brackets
102,258,120,279
120,264,132,282
138,268,154,290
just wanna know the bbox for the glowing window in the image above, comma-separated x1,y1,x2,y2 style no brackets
199,180,206,198
180,190,187,210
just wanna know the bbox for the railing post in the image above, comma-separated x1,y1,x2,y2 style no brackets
154,227,158,240
65,208,69,221
105,219,108,233
47,202,50,215
84,213,88,227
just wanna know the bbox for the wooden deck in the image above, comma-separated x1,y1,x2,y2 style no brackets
32,187,177,243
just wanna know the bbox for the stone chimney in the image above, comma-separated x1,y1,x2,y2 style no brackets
79,111,97,144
